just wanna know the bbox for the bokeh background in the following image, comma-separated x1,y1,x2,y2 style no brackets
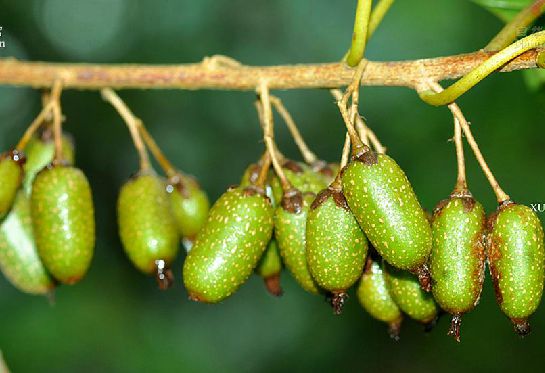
1,0,545,371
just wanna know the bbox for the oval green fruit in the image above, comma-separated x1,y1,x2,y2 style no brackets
31,165,95,284
118,172,179,288
357,256,403,340
274,191,321,295
0,191,55,295
168,173,210,241
342,151,432,289
430,194,485,342
271,161,328,204
0,150,25,220
384,262,438,325
183,186,274,303
306,186,368,313
23,133,75,194
487,202,545,335
255,239,283,296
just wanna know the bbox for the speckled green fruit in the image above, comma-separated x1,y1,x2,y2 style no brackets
274,192,320,294
487,203,545,335
0,151,24,220
118,173,179,276
168,173,210,241
271,161,328,203
306,187,368,312
357,257,403,339
431,195,485,340
384,262,438,324
31,166,95,284
255,239,283,296
23,134,75,194
342,152,432,272
0,191,54,295
183,186,274,303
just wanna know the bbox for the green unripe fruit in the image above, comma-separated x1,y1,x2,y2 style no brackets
255,239,283,296
183,186,274,303
31,166,95,284
487,202,545,336
357,256,403,340
431,194,486,342
274,191,320,294
342,151,432,289
384,262,438,325
0,191,55,295
23,134,75,194
271,161,328,204
168,173,210,241
0,150,25,220
306,186,368,313
118,173,180,288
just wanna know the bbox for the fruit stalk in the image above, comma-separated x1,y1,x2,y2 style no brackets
346,0,373,67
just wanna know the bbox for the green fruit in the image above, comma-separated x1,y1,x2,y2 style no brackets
118,173,179,287
0,191,55,295
31,166,95,284
306,186,368,313
342,151,432,287
271,161,328,203
274,191,321,294
168,173,210,241
357,256,403,340
183,186,274,303
22,134,75,194
430,195,486,341
384,262,438,325
256,239,283,296
0,150,24,220
487,202,545,335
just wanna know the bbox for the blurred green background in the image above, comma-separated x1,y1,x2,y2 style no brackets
1,0,545,371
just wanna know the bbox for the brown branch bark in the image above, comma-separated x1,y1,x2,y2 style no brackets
0,49,541,91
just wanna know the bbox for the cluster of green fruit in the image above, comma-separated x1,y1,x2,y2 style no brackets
182,145,544,342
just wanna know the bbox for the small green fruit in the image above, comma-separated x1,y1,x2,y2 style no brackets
430,194,486,342
0,191,55,295
357,255,403,340
342,151,432,289
23,133,75,194
384,262,438,325
306,186,368,313
118,172,180,288
0,150,25,220
271,161,328,203
255,239,283,296
487,202,545,335
31,165,95,284
274,191,321,294
168,173,210,241
183,186,274,303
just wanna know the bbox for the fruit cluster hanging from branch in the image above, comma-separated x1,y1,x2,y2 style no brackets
0,0,544,343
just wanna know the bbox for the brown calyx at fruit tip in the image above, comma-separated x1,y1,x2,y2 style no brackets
3,149,26,167
242,185,267,198
282,159,304,173
328,292,348,315
512,318,531,337
447,314,462,342
415,263,432,292
281,188,303,214
388,318,402,342
263,274,283,297
155,259,174,290
354,148,378,166
311,160,334,177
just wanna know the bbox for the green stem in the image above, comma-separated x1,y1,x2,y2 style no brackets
419,30,545,106
346,0,373,67
368,0,394,37
485,0,545,52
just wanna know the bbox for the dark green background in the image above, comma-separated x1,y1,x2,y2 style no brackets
1,0,545,371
